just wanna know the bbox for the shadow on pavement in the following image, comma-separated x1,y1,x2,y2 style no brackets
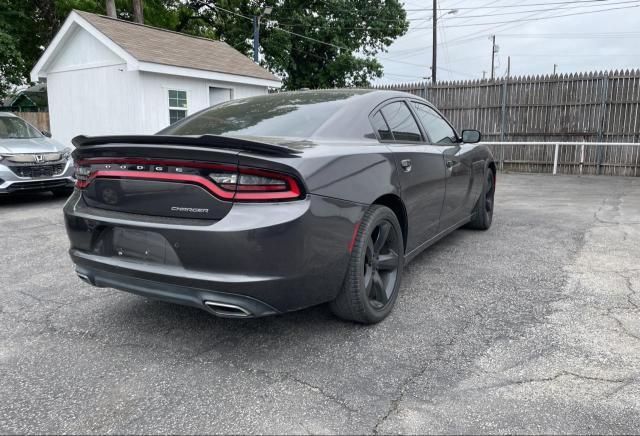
0,191,69,206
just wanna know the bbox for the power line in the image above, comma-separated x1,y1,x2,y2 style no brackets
413,0,640,20
212,4,351,51
493,32,640,38
276,0,638,28
410,2,640,29
405,0,626,10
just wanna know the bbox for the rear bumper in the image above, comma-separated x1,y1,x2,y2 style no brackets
74,264,280,317
0,159,75,193
64,192,366,315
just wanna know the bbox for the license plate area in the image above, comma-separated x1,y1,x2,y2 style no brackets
109,227,181,266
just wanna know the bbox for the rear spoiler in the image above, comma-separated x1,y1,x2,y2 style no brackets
72,134,302,157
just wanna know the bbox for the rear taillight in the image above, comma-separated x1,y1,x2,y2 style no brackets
74,163,92,189
74,159,303,202
230,167,302,201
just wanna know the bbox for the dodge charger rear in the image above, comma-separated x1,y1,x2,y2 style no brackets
64,90,495,323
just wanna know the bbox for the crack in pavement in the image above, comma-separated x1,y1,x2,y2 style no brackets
372,306,490,434
477,370,632,391
607,311,640,342
245,367,359,414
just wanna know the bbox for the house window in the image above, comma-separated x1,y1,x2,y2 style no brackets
168,89,187,124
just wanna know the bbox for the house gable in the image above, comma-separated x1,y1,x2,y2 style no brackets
31,11,138,82
32,11,280,88
47,25,125,74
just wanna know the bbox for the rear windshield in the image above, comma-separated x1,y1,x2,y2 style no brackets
160,92,359,138
0,117,42,139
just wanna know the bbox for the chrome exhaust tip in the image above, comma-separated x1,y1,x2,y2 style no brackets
204,301,252,318
76,272,92,285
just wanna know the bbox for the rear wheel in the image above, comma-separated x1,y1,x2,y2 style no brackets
330,205,404,324
466,168,495,230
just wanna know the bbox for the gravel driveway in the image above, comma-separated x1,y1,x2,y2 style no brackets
1,174,639,434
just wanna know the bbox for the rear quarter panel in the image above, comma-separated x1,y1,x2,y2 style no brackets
240,143,401,205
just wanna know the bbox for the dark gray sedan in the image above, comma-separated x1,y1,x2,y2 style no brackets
64,90,496,324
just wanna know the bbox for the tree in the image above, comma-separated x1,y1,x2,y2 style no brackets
176,0,408,89
267,0,409,88
132,0,143,23
0,0,408,98
106,0,116,17
0,0,181,98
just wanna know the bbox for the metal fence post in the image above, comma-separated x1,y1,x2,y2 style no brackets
553,143,559,175
580,142,585,175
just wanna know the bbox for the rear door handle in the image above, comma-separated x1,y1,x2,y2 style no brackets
400,159,412,172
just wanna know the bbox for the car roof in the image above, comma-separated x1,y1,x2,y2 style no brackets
0,112,19,118
266,88,426,105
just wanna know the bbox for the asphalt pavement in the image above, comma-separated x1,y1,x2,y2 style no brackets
1,174,639,434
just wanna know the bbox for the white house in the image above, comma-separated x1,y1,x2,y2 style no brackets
31,11,282,146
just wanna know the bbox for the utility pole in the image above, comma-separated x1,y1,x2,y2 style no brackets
553,63,558,75
507,56,511,78
432,0,437,84
490,35,496,81
482,71,486,80
253,7,273,63
253,16,259,63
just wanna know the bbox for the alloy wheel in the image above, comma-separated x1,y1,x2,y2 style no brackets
363,220,401,309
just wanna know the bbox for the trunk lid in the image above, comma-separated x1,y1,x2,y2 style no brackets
73,135,304,220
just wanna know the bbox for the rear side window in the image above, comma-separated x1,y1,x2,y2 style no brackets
380,102,422,143
411,102,457,145
371,111,393,141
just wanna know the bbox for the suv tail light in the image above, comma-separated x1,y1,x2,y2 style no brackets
74,159,304,202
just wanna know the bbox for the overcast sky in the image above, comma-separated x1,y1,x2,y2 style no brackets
374,0,640,84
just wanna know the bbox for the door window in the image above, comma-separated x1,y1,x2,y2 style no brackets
380,102,422,143
411,102,457,145
371,111,393,140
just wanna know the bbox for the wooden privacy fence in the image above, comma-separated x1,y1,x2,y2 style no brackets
375,69,640,175
11,112,50,132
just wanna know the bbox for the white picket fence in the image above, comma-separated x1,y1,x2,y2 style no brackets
481,142,640,177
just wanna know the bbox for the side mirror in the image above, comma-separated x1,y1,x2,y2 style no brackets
42,130,52,138
461,129,481,143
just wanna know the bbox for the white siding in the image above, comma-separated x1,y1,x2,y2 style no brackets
139,72,267,133
42,25,270,145
48,65,142,146
47,25,123,74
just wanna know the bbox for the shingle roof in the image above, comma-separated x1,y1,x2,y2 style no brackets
76,11,279,83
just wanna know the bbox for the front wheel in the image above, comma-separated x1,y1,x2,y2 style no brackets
330,205,404,324
466,168,495,230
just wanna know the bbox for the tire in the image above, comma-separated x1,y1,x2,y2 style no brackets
330,205,405,324
51,187,74,197
466,167,495,230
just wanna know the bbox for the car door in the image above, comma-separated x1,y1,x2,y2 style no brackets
372,100,447,252
409,102,473,231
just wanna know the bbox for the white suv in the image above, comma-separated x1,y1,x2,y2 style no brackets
0,113,75,195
